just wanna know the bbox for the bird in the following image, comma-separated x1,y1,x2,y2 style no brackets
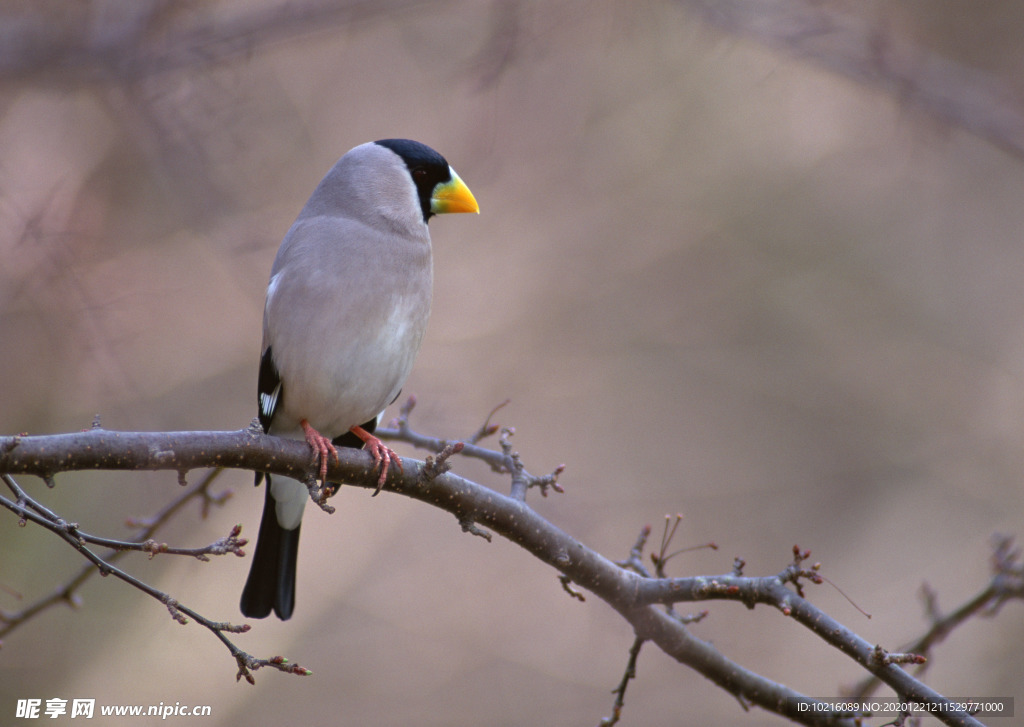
240,139,479,620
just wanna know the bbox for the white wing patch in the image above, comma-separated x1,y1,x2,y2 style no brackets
260,382,282,421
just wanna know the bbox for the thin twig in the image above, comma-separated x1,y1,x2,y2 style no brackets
846,534,1024,701
599,636,645,727
380,396,565,499
1,469,228,637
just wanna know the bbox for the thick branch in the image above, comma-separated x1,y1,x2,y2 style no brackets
0,428,991,726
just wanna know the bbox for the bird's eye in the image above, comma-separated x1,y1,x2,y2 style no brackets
412,167,427,180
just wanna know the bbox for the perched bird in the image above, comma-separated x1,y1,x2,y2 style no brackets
240,139,479,620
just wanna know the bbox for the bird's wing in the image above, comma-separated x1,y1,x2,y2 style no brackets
257,345,282,436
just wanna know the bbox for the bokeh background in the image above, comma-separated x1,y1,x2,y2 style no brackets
2,1,1023,725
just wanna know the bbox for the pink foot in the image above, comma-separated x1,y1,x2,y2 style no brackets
301,419,339,483
350,425,403,494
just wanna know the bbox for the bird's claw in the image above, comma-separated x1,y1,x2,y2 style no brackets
350,424,403,495
301,419,339,483
366,438,403,495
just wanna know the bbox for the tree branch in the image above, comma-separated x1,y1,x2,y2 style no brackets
846,533,1024,702
0,423,1013,725
0,467,311,683
0,467,228,637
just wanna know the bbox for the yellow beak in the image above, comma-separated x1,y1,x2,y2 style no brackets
430,168,479,215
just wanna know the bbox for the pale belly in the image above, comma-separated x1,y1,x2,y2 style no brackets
270,301,428,437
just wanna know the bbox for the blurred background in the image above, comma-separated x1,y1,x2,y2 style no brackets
2,1,1023,724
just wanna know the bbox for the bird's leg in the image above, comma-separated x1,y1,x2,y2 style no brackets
301,419,339,483
349,424,403,494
